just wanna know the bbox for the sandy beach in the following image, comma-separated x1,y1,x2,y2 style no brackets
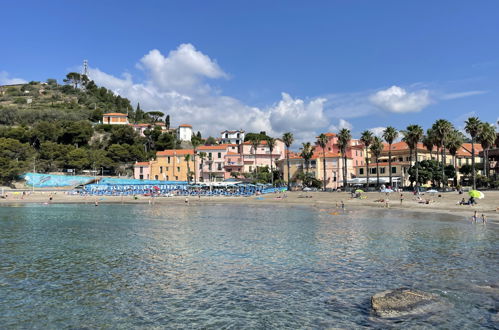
1,189,498,223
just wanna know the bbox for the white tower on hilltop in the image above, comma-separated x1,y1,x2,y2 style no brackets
82,60,89,78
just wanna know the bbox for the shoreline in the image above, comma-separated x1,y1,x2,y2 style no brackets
1,191,498,223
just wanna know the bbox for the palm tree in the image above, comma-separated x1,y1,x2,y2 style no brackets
422,131,435,160
282,132,294,190
250,136,260,181
403,125,424,189
300,142,314,177
477,122,496,179
382,126,398,187
191,138,200,183
199,152,207,182
465,116,482,189
360,130,373,189
317,133,329,191
265,137,277,186
338,128,352,189
432,119,454,188
184,154,192,184
370,137,384,188
446,129,464,186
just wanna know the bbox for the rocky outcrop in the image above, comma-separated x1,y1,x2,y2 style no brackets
371,288,448,318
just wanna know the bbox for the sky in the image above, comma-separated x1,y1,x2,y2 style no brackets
1,0,498,142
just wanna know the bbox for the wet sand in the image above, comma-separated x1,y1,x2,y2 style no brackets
1,190,498,222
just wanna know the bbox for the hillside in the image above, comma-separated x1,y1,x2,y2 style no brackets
0,77,135,125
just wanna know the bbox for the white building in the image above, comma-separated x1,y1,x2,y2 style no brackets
220,130,245,145
177,124,193,142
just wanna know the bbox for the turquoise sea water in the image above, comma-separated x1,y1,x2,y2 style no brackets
0,204,497,328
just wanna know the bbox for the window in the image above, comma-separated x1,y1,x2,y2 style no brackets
199,164,202,169
218,152,222,159
155,175,158,180
140,167,143,174
177,167,180,172
356,160,358,166
333,172,337,181
359,168,364,175
160,166,163,173
380,167,385,174
458,158,462,166
217,163,222,171
166,176,169,180
208,164,212,170
249,166,252,172
167,157,171,164
175,176,178,180
391,167,396,174
139,175,143,180
166,167,169,171
398,157,403,162
370,168,377,174
355,151,358,156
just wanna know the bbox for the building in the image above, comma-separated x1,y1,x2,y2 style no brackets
354,141,484,187
220,130,245,145
102,113,129,125
129,122,168,137
133,162,150,180
240,139,286,173
277,150,353,189
197,145,231,182
149,149,195,181
177,124,193,142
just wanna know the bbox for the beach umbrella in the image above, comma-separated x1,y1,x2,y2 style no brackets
469,190,484,199
355,189,364,193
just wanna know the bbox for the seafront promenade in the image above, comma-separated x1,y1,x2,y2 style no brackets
2,190,498,222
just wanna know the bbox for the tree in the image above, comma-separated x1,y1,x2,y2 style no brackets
0,138,34,184
370,137,383,188
465,116,482,189
265,137,277,186
165,115,170,129
422,130,435,160
191,138,201,183
59,120,93,147
317,133,328,191
300,142,314,185
67,148,90,172
446,129,464,186
338,128,352,188
250,136,261,180
282,132,294,190
134,103,144,123
432,119,454,188
63,72,84,89
477,122,496,179
109,125,138,145
408,160,443,187
402,125,423,189
147,111,164,124
155,132,176,151
245,132,270,142
205,136,217,145
184,154,192,183
382,126,398,187
199,152,207,182
360,130,373,189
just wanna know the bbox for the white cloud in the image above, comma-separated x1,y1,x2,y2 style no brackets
89,44,331,142
369,127,386,138
441,90,487,100
369,85,432,113
328,119,353,133
0,71,27,85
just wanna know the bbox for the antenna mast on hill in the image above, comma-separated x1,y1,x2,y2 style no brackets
82,59,89,78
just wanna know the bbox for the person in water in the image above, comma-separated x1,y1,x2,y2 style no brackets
471,210,477,223
481,214,487,224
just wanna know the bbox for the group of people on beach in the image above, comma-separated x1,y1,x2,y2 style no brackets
471,211,487,223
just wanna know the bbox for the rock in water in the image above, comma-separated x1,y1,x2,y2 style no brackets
371,288,446,318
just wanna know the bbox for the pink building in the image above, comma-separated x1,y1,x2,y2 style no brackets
240,139,286,173
133,162,150,180
316,133,365,168
196,145,230,182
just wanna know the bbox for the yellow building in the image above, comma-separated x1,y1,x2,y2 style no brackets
149,149,195,182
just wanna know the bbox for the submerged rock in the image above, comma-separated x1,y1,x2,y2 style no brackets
371,288,447,318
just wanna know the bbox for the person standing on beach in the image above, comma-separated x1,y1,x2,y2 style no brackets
400,193,404,205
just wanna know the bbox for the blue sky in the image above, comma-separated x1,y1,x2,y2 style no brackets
1,1,498,141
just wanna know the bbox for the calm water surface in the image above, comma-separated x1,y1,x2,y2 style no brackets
0,203,497,328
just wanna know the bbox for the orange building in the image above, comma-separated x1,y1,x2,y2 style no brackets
102,113,129,125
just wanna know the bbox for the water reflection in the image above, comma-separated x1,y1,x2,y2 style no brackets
0,204,497,328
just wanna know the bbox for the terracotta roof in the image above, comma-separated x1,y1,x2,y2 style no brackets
156,149,194,156
243,140,268,145
197,144,230,150
179,124,192,128
225,152,240,156
134,162,150,166
324,133,336,137
462,143,483,153
103,112,128,116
